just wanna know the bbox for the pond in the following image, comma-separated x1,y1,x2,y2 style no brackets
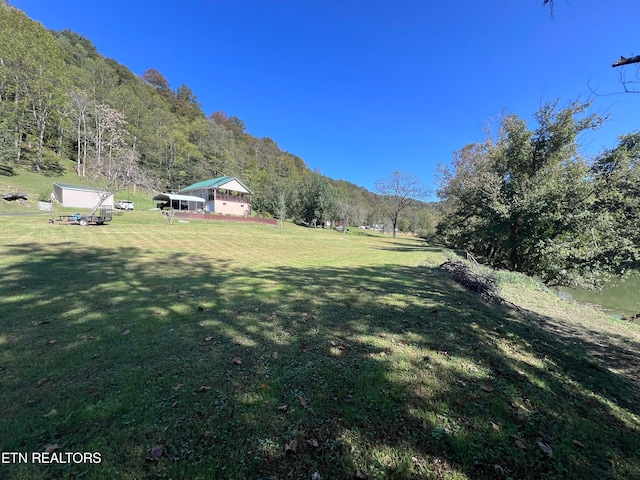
558,273,640,322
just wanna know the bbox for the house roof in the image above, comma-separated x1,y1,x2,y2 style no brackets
178,176,253,194
54,183,110,193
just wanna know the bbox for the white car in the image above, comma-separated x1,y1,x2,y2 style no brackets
115,200,134,210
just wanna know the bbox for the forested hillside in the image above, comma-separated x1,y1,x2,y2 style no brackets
0,3,436,232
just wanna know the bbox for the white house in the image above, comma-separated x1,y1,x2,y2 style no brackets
178,176,253,216
53,183,114,209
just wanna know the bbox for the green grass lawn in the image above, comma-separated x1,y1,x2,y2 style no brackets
0,165,158,216
1,210,639,479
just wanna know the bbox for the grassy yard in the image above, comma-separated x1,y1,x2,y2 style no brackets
1,210,639,479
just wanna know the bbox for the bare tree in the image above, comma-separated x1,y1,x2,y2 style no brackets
611,58,640,94
86,103,151,214
374,171,430,238
88,145,146,215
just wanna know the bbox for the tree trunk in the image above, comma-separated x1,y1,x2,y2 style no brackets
35,112,46,171
76,113,82,175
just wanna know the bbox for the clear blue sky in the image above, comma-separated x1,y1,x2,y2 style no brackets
11,0,640,197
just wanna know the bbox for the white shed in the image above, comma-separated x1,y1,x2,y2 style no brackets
53,183,114,209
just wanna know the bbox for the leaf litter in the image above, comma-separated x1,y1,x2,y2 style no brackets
147,444,164,461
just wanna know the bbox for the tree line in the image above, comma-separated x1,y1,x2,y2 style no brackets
435,1,640,287
436,100,640,288
0,3,435,233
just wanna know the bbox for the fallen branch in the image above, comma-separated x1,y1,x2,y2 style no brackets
440,259,499,302
440,259,522,311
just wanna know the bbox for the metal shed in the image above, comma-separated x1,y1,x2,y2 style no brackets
53,183,114,209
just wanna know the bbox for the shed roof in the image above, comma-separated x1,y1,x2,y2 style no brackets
178,176,253,194
54,183,110,193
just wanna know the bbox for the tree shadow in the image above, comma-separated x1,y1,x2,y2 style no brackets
41,162,66,176
373,238,441,253
0,164,16,176
0,243,638,479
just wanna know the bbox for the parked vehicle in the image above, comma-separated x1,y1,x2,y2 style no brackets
115,200,134,210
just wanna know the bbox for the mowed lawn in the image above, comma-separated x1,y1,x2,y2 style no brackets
1,212,639,479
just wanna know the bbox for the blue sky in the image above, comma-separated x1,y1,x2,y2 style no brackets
11,0,640,197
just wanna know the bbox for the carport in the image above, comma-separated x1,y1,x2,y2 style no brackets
152,193,206,211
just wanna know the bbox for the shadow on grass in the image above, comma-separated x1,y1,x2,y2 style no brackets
0,164,16,176
0,243,639,479
372,237,440,253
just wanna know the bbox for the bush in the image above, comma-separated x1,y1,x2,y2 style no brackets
37,190,52,202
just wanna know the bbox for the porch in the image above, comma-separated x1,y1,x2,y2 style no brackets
208,192,251,203
152,193,206,211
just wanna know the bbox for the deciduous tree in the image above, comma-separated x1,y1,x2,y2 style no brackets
87,103,149,212
142,68,170,94
0,5,70,169
437,100,610,286
295,171,336,227
0,125,16,163
374,171,430,238
589,133,640,272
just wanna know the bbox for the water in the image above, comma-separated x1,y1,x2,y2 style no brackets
558,273,640,321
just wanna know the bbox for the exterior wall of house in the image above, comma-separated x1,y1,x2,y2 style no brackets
214,198,250,216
